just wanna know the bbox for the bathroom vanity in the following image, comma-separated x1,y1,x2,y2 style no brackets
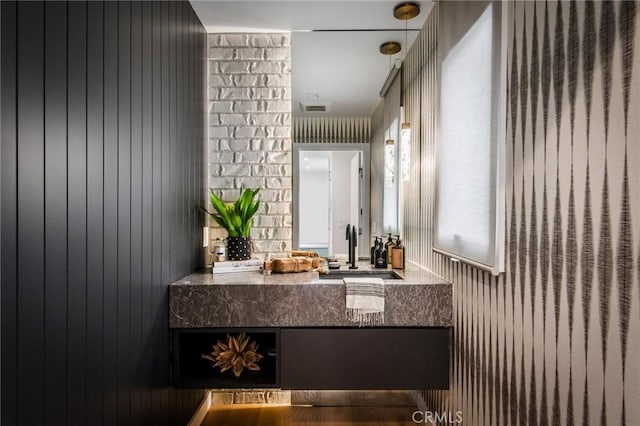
169,264,452,390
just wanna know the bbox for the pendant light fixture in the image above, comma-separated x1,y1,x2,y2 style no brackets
380,41,400,187
394,2,420,181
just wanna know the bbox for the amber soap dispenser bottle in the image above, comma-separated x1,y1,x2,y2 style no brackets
391,236,405,269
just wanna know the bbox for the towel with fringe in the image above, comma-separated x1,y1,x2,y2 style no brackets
344,277,385,326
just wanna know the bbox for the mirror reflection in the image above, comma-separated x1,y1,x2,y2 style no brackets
291,25,422,256
293,145,369,258
296,150,363,257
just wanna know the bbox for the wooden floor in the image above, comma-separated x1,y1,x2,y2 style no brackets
202,391,419,426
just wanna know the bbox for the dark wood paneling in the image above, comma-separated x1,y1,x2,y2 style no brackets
160,2,172,419
2,2,206,424
67,2,88,424
150,2,164,423
187,3,196,272
86,1,105,421
117,3,132,424
196,8,205,272
43,3,68,424
16,3,46,425
0,2,18,424
140,1,154,422
130,2,143,424
177,1,186,281
169,5,179,420
102,3,119,424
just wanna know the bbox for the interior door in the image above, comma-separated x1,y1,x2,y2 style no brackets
298,151,330,254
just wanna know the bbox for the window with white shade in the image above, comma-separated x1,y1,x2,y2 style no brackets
434,1,505,275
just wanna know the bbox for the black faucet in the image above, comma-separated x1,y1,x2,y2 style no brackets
346,224,358,269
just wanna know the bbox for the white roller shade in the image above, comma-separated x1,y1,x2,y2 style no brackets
435,1,505,274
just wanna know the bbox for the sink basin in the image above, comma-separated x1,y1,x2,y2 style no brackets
318,270,403,280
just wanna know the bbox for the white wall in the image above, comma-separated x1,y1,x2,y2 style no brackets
299,165,329,246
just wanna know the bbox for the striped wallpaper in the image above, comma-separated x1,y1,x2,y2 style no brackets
401,1,639,425
293,117,371,144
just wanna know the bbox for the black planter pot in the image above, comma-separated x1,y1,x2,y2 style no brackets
227,236,252,260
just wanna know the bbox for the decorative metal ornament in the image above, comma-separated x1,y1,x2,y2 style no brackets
202,332,263,378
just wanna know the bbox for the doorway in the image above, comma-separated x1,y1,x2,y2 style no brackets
293,144,370,258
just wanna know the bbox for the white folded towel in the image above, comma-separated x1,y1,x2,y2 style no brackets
344,277,385,327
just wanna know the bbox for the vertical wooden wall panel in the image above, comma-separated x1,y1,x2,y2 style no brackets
1,2,205,424
192,3,202,272
116,3,132,424
86,1,105,421
165,1,178,423
0,2,18,424
129,2,143,424
176,0,183,281
67,2,88,424
188,3,195,271
198,9,205,273
43,3,68,425
190,4,198,272
171,2,179,416
102,3,119,424
150,2,164,423
192,7,198,271
16,3,46,425
159,0,172,420
184,2,191,275
140,1,154,422
177,2,187,281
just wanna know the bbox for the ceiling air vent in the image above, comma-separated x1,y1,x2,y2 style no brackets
305,105,327,112
299,102,330,113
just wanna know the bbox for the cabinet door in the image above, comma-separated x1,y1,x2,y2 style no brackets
280,328,449,390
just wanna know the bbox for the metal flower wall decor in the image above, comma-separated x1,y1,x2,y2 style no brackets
201,332,264,378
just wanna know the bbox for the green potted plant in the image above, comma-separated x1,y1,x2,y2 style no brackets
205,188,260,260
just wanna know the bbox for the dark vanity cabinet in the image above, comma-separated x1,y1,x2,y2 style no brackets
172,327,450,390
280,328,449,390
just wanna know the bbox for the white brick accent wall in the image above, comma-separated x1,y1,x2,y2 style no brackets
208,34,292,259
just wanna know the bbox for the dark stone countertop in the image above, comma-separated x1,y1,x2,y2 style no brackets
169,262,452,328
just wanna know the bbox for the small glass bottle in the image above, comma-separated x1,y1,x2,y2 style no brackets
213,238,227,262
385,233,395,264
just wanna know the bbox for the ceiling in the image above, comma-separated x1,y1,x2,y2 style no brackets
189,1,432,117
